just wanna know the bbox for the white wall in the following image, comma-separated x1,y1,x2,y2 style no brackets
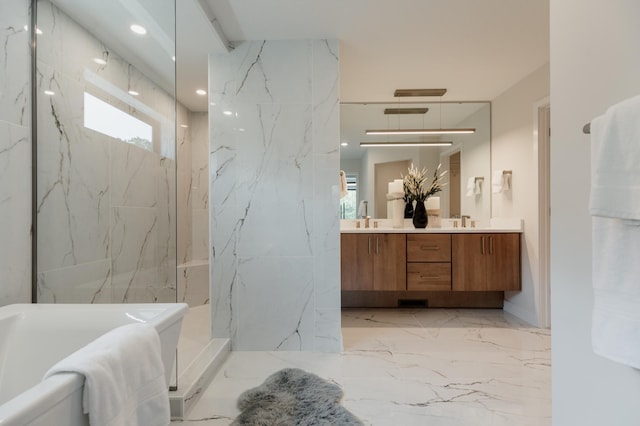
455,105,492,221
492,63,550,326
551,1,640,424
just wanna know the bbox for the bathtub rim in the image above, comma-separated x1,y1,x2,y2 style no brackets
0,303,189,425
0,302,189,334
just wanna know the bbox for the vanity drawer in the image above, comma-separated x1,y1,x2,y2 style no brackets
407,234,451,262
407,263,451,291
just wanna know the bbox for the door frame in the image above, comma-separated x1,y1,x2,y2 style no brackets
534,97,551,328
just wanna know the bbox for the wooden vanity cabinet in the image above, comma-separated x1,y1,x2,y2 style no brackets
452,233,521,291
340,233,406,291
406,234,452,291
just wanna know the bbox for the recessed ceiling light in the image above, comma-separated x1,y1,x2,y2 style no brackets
128,90,139,96
130,24,147,35
44,90,55,96
341,142,348,146
223,111,233,116
196,89,207,96
172,56,176,62
180,124,189,128
93,58,107,65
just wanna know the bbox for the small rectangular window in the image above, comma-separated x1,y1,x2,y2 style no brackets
83,92,153,151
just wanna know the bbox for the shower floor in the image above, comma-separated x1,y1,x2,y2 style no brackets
176,304,212,374
171,304,230,418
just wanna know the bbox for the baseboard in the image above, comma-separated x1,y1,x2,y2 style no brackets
503,300,539,327
169,338,230,419
341,290,504,308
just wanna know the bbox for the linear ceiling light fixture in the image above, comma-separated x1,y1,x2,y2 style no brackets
384,108,428,115
360,141,453,148
394,88,447,97
365,128,475,135
367,88,475,135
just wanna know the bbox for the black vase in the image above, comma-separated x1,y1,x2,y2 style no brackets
404,201,414,219
412,201,428,228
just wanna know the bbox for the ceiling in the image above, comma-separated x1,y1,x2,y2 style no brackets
181,0,549,110
49,1,550,114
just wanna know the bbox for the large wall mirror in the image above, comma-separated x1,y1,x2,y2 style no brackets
340,101,491,221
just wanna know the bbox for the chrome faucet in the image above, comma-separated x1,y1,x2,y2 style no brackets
461,215,471,227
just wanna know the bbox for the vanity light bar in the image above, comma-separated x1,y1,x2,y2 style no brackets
394,89,447,97
383,108,429,115
365,128,475,135
360,141,453,147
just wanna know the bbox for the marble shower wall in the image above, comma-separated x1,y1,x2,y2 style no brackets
177,111,210,306
0,0,31,305
35,1,177,303
190,112,209,262
209,40,341,352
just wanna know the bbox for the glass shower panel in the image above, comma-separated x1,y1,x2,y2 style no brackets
34,0,177,305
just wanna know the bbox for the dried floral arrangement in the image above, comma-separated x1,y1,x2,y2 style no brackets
402,163,447,202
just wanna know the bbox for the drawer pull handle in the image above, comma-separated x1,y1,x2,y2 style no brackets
419,275,440,280
419,245,439,251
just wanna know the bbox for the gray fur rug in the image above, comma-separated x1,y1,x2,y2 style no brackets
231,368,364,426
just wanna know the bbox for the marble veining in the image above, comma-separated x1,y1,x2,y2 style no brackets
0,0,29,128
34,1,177,303
0,120,31,305
173,309,551,426
209,39,341,352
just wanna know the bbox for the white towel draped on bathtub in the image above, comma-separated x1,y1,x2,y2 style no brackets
590,94,640,369
44,323,170,426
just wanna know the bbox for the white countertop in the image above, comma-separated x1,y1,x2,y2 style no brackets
340,218,523,233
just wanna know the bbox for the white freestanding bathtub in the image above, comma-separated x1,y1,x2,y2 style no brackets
0,303,188,425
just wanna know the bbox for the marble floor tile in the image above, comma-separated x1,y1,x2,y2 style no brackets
171,309,551,426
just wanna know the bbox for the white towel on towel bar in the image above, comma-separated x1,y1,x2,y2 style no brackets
590,94,640,369
492,170,505,193
339,170,348,199
466,177,481,197
465,177,474,197
44,323,170,426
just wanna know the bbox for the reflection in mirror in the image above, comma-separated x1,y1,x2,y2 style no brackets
340,102,491,220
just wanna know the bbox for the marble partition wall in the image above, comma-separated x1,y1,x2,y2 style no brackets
34,1,177,303
0,0,31,305
209,40,341,352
